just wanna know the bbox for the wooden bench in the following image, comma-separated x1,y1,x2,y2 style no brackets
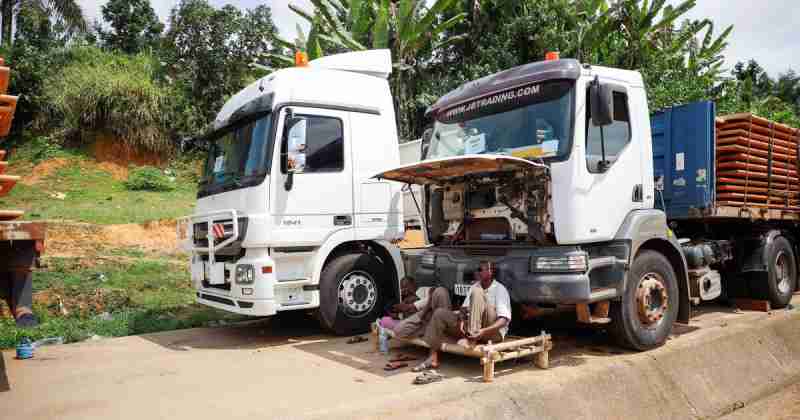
373,325,552,382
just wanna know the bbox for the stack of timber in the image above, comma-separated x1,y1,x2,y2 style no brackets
0,56,21,221
715,113,800,211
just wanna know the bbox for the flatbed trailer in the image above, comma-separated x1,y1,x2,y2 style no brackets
652,101,800,308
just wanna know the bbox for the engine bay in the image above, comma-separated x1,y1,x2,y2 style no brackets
426,167,554,246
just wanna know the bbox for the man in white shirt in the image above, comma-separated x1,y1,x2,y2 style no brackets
415,261,512,371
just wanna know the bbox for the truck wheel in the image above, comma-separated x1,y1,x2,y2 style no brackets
318,253,387,335
609,250,679,351
752,237,796,309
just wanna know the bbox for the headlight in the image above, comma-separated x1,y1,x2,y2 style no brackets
421,253,436,267
531,254,588,273
236,264,255,284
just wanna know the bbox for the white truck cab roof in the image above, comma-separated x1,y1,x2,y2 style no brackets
214,50,393,130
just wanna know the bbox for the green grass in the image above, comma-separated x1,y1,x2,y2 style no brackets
0,252,245,348
0,142,198,224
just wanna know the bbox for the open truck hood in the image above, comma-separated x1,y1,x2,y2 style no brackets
373,154,544,185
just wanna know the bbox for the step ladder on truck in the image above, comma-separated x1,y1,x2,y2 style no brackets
0,57,46,328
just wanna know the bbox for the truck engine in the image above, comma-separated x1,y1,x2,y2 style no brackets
426,166,553,246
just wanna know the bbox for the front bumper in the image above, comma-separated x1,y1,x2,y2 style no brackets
190,253,320,316
196,291,278,316
409,246,627,304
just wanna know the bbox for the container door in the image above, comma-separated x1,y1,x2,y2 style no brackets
651,101,715,218
270,106,354,245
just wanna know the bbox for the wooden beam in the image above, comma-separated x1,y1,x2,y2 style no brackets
733,298,771,312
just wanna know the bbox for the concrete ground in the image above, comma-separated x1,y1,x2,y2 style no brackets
1,296,799,420
721,381,800,420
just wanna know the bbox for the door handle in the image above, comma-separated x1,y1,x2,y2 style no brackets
632,184,643,202
334,215,352,226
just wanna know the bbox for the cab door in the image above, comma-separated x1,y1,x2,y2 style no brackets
270,106,354,245
556,81,646,244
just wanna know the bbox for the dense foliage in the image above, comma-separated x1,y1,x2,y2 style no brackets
40,46,173,153
3,0,800,154
97,0,164,54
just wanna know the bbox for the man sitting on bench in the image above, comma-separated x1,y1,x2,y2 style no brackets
413,261,512,371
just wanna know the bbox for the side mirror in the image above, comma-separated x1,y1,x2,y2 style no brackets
590,79,614,127
420,127,433,160
283,113,307,190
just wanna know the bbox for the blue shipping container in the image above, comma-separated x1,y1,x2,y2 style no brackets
651,101,716,219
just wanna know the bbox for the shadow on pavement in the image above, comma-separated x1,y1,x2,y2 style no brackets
140,301,743,384
140,311,330,351
0,351,9,392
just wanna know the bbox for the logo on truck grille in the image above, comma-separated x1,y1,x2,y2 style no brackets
212,223,226,239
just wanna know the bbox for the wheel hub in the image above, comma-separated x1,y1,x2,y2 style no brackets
636,273,669,326
775,251,792,295
338,271,377,317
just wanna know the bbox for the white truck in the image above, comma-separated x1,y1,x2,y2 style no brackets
182,50,799,349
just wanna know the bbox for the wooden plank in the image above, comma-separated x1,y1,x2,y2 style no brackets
712,205,800,219
719,113,800,137
0,210,23,221
717,170,795,182
717,153,796,168
716,202,800,212
717,144,796,161
717,161,797,176
716,136,797,156
716,185,798,196
720,121,799,142
733,298,771,312
717,130,798,151
0,174,19,197
716,192,799,203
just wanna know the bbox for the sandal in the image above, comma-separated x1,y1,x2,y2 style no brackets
383,361,409,371
413,370,444,385
346,336,368,344
389,354,417,363
411,358,438,372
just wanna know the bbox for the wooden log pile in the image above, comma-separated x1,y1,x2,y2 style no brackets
715,113,800,211
0,56,20,221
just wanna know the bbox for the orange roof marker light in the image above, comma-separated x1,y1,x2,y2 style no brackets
295,51,309,67
545,51,560,61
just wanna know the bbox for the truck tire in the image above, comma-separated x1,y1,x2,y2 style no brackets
609,250,679,351
751,237,796,309
318,253,387,335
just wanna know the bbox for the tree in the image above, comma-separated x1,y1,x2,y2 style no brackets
99,0,164,54
284,0,468,139
162,0,280,123
1,0,86,45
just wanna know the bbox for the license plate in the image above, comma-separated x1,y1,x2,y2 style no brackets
454,283,472,297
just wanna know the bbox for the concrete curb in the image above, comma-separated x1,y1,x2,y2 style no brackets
318,310,800,420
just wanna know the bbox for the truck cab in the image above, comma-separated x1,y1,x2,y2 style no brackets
180,50,405,334
377,58,692,350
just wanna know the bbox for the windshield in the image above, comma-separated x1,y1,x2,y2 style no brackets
199,114,273,197
428,80,574,161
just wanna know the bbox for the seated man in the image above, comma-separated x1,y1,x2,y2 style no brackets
380,276,429,330
416,261,511,371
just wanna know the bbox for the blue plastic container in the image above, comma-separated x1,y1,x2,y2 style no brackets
16,337,34,359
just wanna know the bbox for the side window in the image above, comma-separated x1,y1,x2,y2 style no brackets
284,115,345,173
586,90,631,172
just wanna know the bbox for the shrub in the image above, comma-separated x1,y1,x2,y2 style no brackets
40,46,174,155
124,166,175,191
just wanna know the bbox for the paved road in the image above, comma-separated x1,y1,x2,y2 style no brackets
2,298,798,420
720,381,800,420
